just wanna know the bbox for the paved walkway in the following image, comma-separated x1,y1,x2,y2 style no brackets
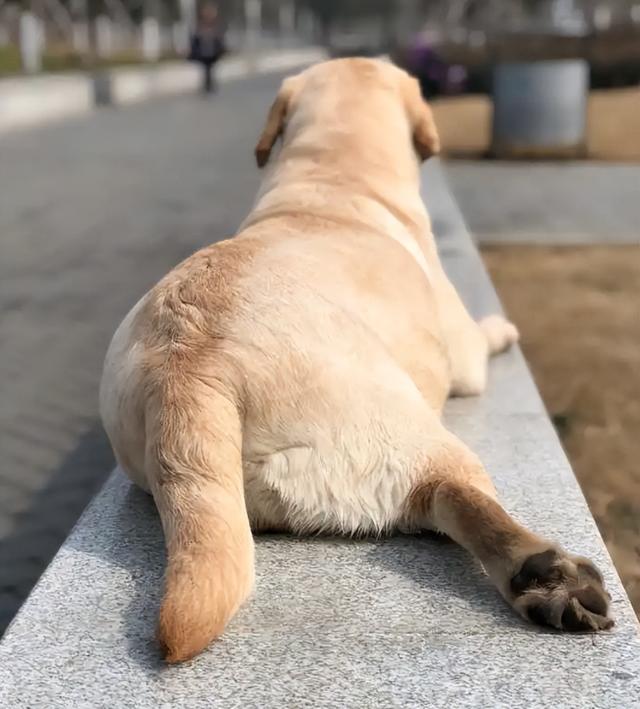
0,72,281,632
446,161,640,245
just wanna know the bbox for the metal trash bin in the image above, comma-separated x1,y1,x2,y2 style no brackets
491,59,588,158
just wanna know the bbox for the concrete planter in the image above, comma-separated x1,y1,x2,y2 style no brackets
491,59,589,158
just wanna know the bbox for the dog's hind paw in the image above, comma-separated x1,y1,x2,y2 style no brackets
510,548,614,632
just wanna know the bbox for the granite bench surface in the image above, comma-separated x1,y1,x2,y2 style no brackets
1,162,639,708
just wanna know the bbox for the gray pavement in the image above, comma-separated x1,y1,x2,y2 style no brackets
0,73,280,632
446,160,640,244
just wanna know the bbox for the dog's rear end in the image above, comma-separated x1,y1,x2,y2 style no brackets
101,239,259,663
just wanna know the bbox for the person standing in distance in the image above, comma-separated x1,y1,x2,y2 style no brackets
189,2,226,94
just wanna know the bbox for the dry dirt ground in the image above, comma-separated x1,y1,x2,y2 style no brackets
482,245,640,614
432,87,640,161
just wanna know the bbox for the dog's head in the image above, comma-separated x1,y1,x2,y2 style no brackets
254,58,440,168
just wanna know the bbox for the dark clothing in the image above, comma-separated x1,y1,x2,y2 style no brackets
189,31,225,64
189,24,226,93
203,62,216,93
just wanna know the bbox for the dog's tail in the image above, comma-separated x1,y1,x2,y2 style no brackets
145,374,254,663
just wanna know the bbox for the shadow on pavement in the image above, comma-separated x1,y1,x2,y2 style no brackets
0,422,114,634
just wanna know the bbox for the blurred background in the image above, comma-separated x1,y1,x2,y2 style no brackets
1,0,638,634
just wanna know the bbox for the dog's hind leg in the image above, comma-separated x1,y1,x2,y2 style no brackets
404,432,613,632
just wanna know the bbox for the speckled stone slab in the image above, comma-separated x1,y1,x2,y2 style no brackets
1,161,639,708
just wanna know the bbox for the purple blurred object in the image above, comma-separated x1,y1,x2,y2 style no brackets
405,36,467,97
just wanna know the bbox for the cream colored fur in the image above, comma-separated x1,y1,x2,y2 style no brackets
99,58,611,663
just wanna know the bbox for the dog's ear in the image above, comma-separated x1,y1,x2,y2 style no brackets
255,76,299,168
404,77,441,161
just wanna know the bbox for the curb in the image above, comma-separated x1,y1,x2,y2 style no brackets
0,47,326,136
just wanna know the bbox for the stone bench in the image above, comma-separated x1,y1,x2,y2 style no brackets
1,160,639,707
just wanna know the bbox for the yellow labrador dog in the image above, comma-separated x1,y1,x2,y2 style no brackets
100,58,612,663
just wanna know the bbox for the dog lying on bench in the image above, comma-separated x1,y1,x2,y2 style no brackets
100,58,613,663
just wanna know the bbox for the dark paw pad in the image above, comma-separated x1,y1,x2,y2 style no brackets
510,549,613,633
510,549,561,595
